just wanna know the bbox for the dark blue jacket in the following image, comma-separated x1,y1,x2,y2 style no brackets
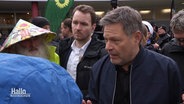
88,47,182,104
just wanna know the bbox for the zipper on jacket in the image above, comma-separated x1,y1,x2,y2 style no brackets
129,65,133,104
112,71,117,104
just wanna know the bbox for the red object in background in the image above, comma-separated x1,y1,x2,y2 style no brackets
32,2,39,18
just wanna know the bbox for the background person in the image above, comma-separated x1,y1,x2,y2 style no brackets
153,25,171,51
142,20,157,51
161,9,184,103
31,16,50,30
58,5,107,97
141,23,149,46
0,32,4,48
141,21,153,45
150,22,159,44
60,18,73,39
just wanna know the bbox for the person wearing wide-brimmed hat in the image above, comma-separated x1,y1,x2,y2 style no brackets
0,19,59,64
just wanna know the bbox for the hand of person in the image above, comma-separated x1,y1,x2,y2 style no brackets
182,94,184,104
82,99,92,104
153,43,159,49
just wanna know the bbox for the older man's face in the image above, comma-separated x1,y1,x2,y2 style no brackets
103,23,141,66
16,36,49,59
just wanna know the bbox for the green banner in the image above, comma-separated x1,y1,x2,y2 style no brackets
45,0,74,32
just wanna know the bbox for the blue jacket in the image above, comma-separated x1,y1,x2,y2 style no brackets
0,53,82,104
88,47,182,104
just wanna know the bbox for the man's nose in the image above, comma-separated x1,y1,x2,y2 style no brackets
76,24,82,30
29,38,37,48
105,41,112,51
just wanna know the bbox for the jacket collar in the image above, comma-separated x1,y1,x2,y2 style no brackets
131,46,145,68
83,37,104,58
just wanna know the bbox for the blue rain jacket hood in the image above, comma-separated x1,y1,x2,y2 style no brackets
0,53,82,104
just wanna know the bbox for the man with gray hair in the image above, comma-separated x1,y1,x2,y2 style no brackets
161,9,184,103
83,6,182,104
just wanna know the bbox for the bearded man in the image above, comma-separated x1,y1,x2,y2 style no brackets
0,19,59,64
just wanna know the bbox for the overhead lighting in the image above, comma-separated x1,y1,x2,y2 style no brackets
162,9,171,13
95,11,104,16
139,10,151,14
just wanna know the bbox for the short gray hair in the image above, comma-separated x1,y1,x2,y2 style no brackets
170,9,184,34
100,6,143,36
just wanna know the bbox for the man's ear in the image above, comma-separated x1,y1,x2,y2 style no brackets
133,31,142,44
92,23,96,31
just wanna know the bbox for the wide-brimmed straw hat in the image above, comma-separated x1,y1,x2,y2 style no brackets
0,19,56,52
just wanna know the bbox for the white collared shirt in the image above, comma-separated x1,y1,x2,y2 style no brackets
67,38,91,81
